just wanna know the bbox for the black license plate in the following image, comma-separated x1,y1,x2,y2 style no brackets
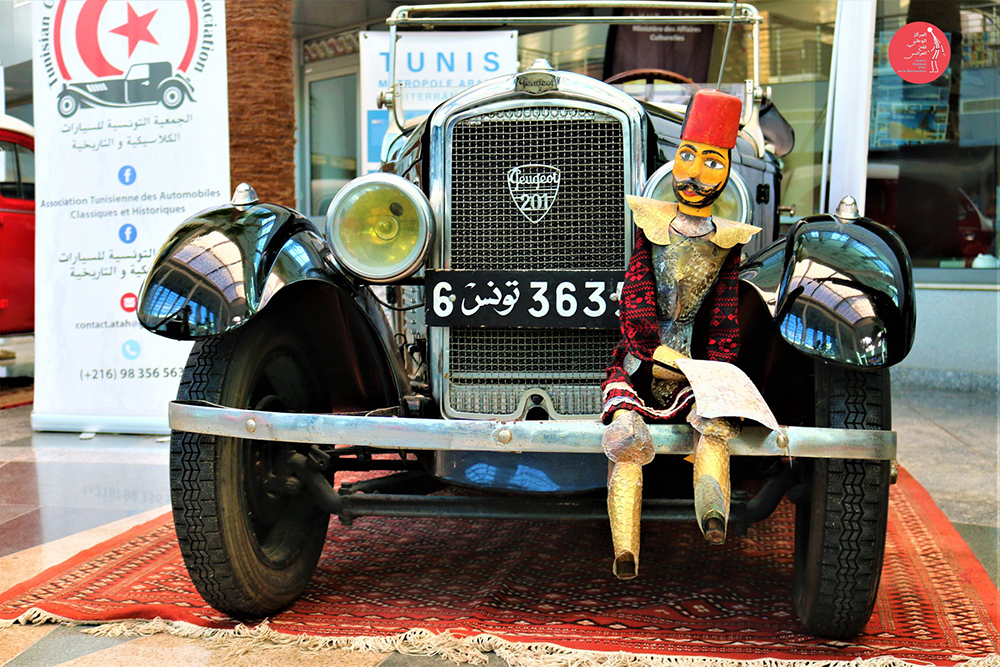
425,270,623,328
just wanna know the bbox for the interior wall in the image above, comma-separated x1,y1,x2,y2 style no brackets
896,286,1000,389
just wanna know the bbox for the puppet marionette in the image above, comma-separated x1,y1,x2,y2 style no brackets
601,89,780,580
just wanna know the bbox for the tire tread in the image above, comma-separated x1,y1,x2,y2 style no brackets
170,336,250,613
796,366,890,639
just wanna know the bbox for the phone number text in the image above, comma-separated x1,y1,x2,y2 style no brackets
80,367,184,381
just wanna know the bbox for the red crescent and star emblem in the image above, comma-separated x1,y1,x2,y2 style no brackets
110,4,159,57
54,0,198,81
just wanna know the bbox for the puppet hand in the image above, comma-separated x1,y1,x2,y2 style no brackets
652,345,687,381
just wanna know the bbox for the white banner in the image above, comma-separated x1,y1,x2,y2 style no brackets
31,0,229,434
359,31,518,175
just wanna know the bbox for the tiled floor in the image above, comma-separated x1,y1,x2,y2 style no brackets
0,371,997,665
0,420,171,559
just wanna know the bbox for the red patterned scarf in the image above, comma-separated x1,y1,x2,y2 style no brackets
601,229,741,423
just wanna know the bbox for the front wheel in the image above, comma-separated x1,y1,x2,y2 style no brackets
57,93,79,118
170,315,331,618
160,83,185,109
793,364,891,638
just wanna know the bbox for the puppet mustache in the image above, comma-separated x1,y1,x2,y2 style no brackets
673,177,720,196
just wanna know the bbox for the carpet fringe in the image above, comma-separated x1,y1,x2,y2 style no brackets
0,607,89,629
37,617,991,667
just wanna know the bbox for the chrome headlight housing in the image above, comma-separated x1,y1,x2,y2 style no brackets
642,161,752,224
326,173,434,283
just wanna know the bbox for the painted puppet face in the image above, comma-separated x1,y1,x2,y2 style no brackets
671,140,731,211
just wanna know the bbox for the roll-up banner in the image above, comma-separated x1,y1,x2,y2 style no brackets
359,30,518,175
31,1,229,434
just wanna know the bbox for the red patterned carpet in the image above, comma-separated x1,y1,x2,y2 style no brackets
0,468,996,665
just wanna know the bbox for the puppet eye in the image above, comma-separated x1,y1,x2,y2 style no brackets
705,159,726,170
679,151,695,162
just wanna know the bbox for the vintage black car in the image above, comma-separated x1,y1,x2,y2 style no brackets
57,62,193,117
137,1,916,640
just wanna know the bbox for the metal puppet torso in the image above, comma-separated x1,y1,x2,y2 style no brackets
650,228,729,405
651,230,730,357
624,197,759,409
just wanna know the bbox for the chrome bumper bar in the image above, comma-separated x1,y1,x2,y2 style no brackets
169,401,896,460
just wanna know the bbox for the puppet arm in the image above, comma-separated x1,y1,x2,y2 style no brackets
651,345,688,380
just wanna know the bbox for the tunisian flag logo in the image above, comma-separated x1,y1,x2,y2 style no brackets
39,0,217,116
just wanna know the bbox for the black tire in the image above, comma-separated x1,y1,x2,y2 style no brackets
793,364,891,638
160,83,185,109
57,93,78,118
170,315,330,618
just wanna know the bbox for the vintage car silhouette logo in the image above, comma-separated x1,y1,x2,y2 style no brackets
506,164,561,223
57,62,194,117
37,0,217,117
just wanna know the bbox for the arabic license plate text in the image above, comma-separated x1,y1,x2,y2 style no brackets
424,270,623,328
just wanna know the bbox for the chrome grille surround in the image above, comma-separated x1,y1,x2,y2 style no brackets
426,72,646,420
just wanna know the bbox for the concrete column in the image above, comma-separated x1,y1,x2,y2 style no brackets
827,0,877,215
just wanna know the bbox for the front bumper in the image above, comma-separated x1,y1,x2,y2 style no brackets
169,400,897,460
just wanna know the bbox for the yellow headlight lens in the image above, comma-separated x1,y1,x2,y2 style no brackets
327,174,433,282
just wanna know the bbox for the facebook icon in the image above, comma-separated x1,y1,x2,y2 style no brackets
119,223,137,244
118,165,137,185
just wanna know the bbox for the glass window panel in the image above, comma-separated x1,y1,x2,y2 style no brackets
757,2,837,224
309,73,357,216
0,141,17,199
516,2,837,226
16,145,34,200
867,2,999,269
126,64,149,80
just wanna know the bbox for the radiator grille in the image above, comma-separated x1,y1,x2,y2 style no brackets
449,107,626,271
447,327,620,416
443,105,629,418
445,107,627,416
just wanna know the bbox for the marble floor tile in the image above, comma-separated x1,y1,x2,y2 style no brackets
0,503,37,523
892,387,999,528
893,386,1000,462
0,507,141,558
379,652,509,667
0,625,56,665
0,458,170,557
53,632,387,667
3,625,133,667
954,522,1000,587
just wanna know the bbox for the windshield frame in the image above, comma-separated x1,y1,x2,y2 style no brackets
381,1,764,131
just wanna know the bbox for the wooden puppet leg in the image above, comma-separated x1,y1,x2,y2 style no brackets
602,410,655,579
689,412,740,545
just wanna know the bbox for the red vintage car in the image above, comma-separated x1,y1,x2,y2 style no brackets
0,114,35,335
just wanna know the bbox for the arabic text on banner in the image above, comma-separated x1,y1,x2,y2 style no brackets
31,1,230,433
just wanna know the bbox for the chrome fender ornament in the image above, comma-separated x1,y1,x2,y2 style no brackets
507,164,561,223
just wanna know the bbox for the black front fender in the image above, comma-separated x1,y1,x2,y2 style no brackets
137,200,409,398
137,202,342,338
740,215,916,367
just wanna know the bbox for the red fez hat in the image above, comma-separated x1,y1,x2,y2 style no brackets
680,89,742,150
